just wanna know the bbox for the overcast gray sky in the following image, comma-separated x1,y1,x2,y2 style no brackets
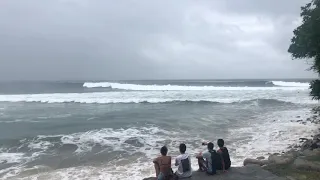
0,0,316,80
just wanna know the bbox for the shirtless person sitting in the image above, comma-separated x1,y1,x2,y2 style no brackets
153,146,172,180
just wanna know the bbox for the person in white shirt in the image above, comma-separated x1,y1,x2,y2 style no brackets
175,143,192,179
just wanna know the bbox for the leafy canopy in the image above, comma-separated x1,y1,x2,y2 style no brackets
288,0,320,99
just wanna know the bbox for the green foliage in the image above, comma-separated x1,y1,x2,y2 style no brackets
288,0,320,99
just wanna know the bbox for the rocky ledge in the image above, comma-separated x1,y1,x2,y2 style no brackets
243,133,320,180
143,164,286,180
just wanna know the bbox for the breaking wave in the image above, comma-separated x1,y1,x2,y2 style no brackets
270,81,310,87
0,92,314,104
83,82,309,91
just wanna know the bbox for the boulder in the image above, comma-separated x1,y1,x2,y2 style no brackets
243,158,269,166
299,138,309,141
301,136,320,150
143,178,156,180
293,157,320,172
301,149,320,157
284,150,300,158
268,155,294,165
313,134,320,141
256,156,265,160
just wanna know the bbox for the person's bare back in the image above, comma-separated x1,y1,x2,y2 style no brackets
154,155,172,174
153,146,172,179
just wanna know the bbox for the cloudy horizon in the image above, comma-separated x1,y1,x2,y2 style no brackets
0,0,317,81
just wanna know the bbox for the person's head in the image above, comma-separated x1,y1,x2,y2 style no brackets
179,143,186,154
207,142,214,150
160,146,168,156
217,139,225,148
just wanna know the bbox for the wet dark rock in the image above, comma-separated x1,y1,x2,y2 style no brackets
124,137,144,147
0,160,8,164
313,134,320,141
301,137,320,151
296,116,301,118
256,156,265,160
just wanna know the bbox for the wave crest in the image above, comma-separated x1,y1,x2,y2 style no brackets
83,82,309,91
270,81,309,87
0,92,314,104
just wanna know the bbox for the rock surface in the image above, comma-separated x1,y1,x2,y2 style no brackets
256,156,265,160
293,157,320,172
143,165,286,180
301,136,320,151
268,155,294,165
243,158,269,166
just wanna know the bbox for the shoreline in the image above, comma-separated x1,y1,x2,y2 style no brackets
143,107,320,180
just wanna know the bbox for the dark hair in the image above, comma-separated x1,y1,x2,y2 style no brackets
179,143,186,153
207,142,214,150
217,139,224,147
160,146,168,156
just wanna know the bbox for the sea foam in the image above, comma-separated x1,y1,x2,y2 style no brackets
83,81,309,91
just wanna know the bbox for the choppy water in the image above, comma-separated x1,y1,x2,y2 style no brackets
0,79,319,180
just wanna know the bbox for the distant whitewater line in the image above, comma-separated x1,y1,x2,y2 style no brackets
271,81,310,87
0,92,314,104
83,81,309,91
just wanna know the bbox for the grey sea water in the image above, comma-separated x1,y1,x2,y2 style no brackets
0,79,318,180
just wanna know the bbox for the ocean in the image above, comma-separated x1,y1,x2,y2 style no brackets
0,79,319,180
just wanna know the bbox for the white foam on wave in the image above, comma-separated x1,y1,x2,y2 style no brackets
58,126,170,154
83,82,309,91
1,126,176,180
0,152,25,164
271,81,310,87
3,108,320,180
0,90,315,104
8,109,320,180
228,108,319,164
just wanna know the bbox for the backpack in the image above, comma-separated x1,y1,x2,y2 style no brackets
220,147,231,169
181,158,190,172
209,150,222,175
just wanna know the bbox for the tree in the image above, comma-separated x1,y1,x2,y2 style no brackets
288,0,320,99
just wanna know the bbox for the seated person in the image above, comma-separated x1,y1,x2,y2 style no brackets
196,142,224,175
217,139,231,170
153,146,172,180
175,143,192,179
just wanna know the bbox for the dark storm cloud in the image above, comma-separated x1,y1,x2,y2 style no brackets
0,0,316,80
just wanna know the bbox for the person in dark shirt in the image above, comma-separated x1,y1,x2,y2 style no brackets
217,139,231,170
